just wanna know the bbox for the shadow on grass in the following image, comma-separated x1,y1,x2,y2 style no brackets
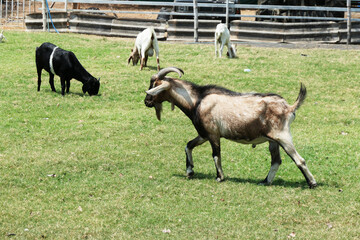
42,89,102,97
173,172,325,189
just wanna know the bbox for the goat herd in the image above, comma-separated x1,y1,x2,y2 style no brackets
35,24,317,189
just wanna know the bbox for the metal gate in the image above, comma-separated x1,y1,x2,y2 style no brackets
1,0,32,28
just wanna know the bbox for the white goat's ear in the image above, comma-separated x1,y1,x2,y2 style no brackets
146,81,170,96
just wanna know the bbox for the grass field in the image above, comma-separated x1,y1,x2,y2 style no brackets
0,31,359,239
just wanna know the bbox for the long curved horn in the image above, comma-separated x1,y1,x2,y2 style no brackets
156,67,184,80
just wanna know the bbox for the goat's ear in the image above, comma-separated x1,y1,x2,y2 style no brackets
98,78,100,82
127,56,132,65
146,81,170,96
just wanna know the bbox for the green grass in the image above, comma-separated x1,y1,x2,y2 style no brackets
1,31,360,239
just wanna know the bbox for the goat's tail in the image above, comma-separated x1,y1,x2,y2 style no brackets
291,83,307,112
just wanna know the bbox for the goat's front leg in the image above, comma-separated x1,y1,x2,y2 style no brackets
185,136,207,178
144,55,148,67
210,138,224,182
60,78,66,96
261,141,282,185
278,136,317,188
66,79,71,93
140,57,145,70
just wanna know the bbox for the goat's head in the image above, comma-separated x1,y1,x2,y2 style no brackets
83,77,100,96
127,48,140,66
144,67,184,120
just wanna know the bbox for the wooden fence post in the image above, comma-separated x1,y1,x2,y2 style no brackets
193,0,198,42
347,0,351,44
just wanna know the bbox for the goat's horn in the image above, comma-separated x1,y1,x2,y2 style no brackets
156,67,184,80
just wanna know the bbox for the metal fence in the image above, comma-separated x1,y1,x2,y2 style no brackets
2,0,360,43
31,0,360,22
1,0,33,27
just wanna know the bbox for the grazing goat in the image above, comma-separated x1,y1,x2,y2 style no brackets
128,27,160,71
36,42,100,96
0,30,6,43
144,67,317,188
215,23,236,58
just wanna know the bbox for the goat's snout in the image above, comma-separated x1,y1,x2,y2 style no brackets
144,95,154,108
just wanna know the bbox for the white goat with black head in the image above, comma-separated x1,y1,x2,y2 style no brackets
144,67,317,188
128,27,160,71
215,23,236,58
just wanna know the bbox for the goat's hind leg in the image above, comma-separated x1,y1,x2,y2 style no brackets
185,136,207,178
49,73,56,92
260,141,282,185
227,43,232,58
215,40,218,57
210,138,225,182
278,136,317,188
36,63,42,92
219,42,225,58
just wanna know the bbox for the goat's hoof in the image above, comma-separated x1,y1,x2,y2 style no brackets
258,178,270,186
186,171,194,178
309,182,318,189
216,177,224,182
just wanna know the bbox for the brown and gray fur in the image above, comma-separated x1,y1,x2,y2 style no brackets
144,67,317,188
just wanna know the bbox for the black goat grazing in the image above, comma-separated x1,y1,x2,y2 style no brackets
36,42,100,96
144,67,317,188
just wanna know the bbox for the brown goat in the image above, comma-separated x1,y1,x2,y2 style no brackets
144,67,317,188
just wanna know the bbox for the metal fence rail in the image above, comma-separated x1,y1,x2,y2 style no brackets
3,0,360,43
1,0,31,27
30,0,360,22
4,0,359,24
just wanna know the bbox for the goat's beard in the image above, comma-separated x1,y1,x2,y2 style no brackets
154,103,162,121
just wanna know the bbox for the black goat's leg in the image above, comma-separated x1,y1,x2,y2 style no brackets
66,79,70,93
36,66,42,92
185,136,207,178
49,73,56,92
261,141,282,185
60,78,66,95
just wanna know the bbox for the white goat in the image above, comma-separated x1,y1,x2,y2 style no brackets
144,67,317,188
215,23,236,58
0,30,6,43
128,27,160,71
